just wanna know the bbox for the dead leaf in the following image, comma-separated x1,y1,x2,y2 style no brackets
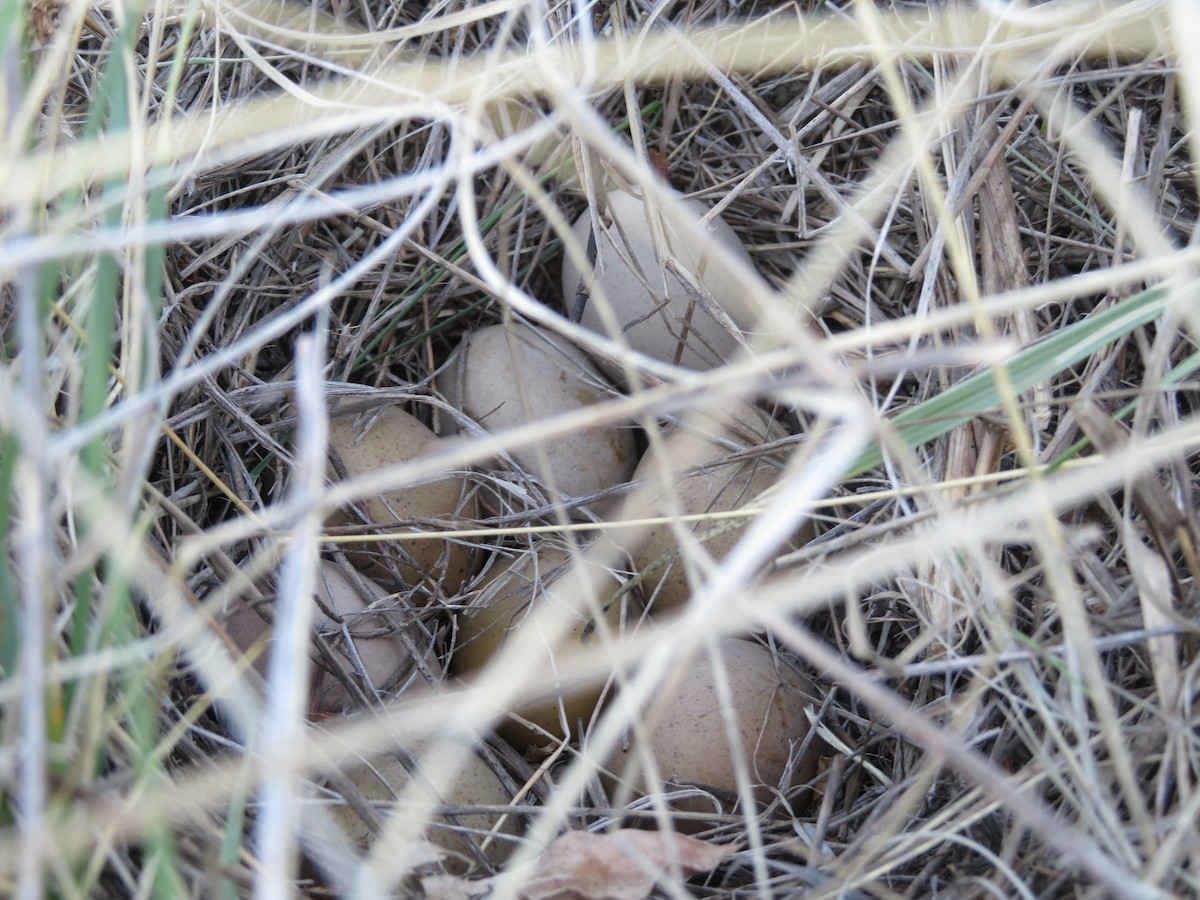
421,873,493,900
1124,522,1181,709
518,829,733,900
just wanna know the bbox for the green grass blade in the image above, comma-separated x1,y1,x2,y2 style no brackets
0,432,18,679
845,282,1174,478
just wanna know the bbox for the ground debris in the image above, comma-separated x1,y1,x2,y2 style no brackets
516,829,733,900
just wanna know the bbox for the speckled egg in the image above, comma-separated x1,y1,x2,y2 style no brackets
604,637,820,828
329,733,519,872
307,563,441,713
220,560,439,714
452,541,638,749
618,403,810,615
439,323,636,509
560,189,759,380
325,403,478,596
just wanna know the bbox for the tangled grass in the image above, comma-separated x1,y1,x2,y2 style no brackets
1,0,1198,897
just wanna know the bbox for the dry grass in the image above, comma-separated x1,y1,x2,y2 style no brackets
2,0,1198,898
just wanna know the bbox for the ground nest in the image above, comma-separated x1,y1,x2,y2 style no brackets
1,1,1198,898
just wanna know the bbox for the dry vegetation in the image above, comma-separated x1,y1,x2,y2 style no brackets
2,0,1198,898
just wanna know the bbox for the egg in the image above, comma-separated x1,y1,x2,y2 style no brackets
452,542,638,749
325,402,478,596
328,735,519,872
604,637,820,829
560,189,759,380
220,561,440,714
438,322,636,509
307,563,442,713
617,403,809,615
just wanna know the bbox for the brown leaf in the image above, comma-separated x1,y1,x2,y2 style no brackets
519,829,733,900
420,873,492,900
1125,522,1182,709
